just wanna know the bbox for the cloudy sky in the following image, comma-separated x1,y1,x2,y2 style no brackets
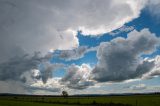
0,0,160,95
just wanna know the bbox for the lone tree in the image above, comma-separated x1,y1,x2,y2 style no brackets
62,90,68,97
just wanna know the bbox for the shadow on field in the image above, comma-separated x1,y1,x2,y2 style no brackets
35,100,133,106
86,103,132,106
86,101,132,106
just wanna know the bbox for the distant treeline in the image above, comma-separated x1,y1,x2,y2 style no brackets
0,92,160,97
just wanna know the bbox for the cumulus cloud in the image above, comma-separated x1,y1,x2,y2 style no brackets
0,0,147,63
91,29,160,82
20,69,41,84
61,64,95,89
0,51,64,85
0,71,63,94
29,78,62,93
40,62,64,83
0,48,65,94
146,0,160,20
142,55,160,79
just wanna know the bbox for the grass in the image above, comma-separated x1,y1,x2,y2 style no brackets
0,94,160,106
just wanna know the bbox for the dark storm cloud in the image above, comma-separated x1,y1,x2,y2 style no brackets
91,29,160,82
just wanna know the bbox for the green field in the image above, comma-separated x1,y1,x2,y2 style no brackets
0,94,160,106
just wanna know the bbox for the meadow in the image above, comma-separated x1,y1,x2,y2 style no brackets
0,94,159,106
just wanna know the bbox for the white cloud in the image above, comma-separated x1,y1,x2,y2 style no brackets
30,78,61,93
130,84,147,90
142,55,160,79
61,64,95,89
91,28,160,82
0,0,147,62
77,0,146,35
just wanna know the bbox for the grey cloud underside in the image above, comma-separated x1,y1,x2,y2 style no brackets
0,52,62,84
66,81,95,90
142,56,160,79
58,46,88,61
0,52,63,93
28,86,60,93
0,80,60,94
40,62,64,83
0,0,79,62
57,46,97,61
0,52,43,81
92,29,160,82
147,0,160,21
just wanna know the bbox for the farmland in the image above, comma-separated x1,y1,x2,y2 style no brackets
0,94,160,106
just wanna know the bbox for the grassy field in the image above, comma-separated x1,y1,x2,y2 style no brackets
0,94,160,106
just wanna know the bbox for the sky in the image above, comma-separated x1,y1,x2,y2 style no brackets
0,0,160,95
